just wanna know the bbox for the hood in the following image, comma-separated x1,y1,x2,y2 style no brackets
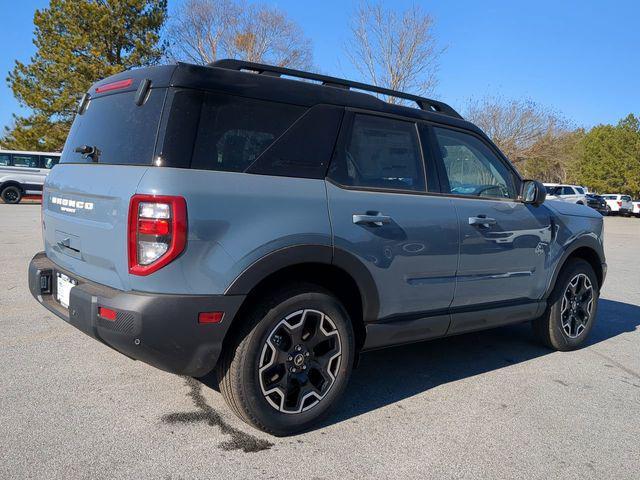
544,199,602,218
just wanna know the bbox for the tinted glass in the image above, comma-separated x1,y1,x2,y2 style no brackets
561,186,574,195
603,195,616,200
0,154,10,166
433,127,516,199
12,154,39,168
61,89,165,165
248,105,343,179
191,93,304,172
41,155,60,169
622,195,631,201
328,114,425,192
575,187,585,194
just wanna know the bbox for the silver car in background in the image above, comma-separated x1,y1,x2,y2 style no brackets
0,150,61,203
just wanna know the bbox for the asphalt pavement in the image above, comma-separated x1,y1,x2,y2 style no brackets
1,204,638,479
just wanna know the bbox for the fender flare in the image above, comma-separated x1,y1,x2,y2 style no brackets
543,234,605,298
225,244,380,323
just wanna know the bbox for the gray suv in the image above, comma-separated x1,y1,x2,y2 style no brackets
28,60,606,435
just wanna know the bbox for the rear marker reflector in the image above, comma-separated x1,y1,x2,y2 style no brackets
95,78,133,93
99,307,117,321
198,312,224,324
138,218,170,236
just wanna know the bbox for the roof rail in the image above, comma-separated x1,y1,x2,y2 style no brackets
209,59,463,119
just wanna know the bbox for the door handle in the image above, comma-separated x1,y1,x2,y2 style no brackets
468,216,496,227
353,213,392,227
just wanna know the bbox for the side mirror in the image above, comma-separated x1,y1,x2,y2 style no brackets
522,180,546,206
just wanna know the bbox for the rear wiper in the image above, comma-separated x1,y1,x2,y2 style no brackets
74,145,101,162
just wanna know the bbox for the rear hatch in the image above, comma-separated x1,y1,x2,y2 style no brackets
43,67,175,291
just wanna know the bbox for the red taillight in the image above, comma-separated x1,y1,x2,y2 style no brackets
198,312,225,324
95,78,133,93
617,201,622,207
128,195,187,276
98,307,117,321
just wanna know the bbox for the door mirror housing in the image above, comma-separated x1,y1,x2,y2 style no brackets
522,180,546,206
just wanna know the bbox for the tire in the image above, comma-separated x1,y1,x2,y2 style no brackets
533,258,598,351
1,185,22,204
217,283,355,436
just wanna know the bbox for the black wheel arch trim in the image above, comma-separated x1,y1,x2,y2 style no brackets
224,244,380,324
544,234,605,299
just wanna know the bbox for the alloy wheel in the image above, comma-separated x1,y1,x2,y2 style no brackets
258,309,342,414
560,273,594,338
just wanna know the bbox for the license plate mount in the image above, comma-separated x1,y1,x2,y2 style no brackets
56,272,77,309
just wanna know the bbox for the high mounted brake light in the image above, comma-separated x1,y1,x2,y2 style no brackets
95,78,133,94
128,195,187,276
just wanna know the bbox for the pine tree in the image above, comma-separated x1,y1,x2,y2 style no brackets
1,0,167,151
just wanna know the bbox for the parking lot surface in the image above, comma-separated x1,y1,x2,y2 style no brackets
1,204,638,479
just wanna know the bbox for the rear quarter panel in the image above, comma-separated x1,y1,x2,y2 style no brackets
132,169,331,294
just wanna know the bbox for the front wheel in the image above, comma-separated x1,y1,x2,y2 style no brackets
533,259,598,351
217,284,354,436
1,185,22,204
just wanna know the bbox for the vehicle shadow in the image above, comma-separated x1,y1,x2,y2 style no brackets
194,299,639,434
319,298,640,429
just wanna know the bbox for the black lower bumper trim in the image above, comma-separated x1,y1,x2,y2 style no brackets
28,252,245,377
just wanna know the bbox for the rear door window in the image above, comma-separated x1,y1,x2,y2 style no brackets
12,154,39,168
575,187,585,194
328,113,426,192
190,93,304,172
0,154,10,166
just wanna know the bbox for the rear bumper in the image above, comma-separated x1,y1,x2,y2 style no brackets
28,252,245,377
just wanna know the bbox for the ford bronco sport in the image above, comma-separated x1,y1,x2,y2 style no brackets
29,60,606,435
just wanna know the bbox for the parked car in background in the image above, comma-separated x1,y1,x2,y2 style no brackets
633,199,640,217
585,193,608,215
602,194,633,216
544,184,587,205
0,150,61,204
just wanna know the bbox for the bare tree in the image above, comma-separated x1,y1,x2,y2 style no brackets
466,96,569,164
167,0,240,65
345,2,445,103
167,0,313,69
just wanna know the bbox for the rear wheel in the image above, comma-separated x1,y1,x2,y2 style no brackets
1,185,22,204
533,259,598,351
217,284,354,436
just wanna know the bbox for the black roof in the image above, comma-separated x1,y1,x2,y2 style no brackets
89,60,480,133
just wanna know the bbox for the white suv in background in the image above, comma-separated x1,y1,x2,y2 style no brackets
544,184,588,205
602,194,633,216
632,199,640,217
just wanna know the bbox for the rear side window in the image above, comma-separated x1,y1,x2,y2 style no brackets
12,154,39,168
190,93,304,172
0,154,10,166
328,113,425,192
247,105,343,179
61,89,165,165
575,187,585,194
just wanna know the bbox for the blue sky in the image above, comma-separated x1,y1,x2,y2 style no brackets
1,0,638,132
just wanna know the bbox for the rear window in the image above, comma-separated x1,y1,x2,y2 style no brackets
61,89,166,165
622,195,632,201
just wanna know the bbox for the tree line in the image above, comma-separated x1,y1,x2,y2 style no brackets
2,0,638,197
